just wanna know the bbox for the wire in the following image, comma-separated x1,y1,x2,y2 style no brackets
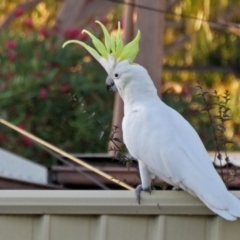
0,118,134,191
35,142,110,190
104,0,240,31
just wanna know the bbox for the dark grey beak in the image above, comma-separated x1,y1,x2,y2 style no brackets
106,76,118,92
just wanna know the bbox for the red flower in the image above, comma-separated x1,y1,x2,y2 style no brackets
14,8,23,17
99,17,108,25
60,83,70,94
17,123,33,146
182,86,192,97
5,71,14,80
5,41,17,49
17,123,25,130
199,133,207,140
79,32,88,42
22,18,33,28
49,44,57,52
32,71,43,78
0,82,8,90
39,28,50,38
39,88,48,99
119,18,124,28
52,25,60,33
0,134,8,145
64,27,81,39
21,136,33,146
8,51,17,61
46,63,53,69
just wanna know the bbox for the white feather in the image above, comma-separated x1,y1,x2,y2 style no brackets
110,60,240,221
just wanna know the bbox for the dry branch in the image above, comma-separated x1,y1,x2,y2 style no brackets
164,34,192,56
163,65,234,73
0,118,134,191
136,0,165,94
108,0,135,155
166,0,181,10
53,0,115,36
0,0,42,31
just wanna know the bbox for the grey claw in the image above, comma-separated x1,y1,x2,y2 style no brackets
135,185,142,204
135,185,151,204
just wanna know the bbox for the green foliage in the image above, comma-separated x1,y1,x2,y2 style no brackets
1,0,240,168
0,0,61,31
161,78,240,151
163,0,240,150
161,85,216,150
0,31,114,166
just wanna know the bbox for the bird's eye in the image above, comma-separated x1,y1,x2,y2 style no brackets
114,73,120,79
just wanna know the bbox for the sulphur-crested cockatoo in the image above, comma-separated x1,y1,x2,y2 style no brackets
63,21,240,221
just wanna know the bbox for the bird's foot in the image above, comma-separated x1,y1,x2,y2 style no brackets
135,184,151,204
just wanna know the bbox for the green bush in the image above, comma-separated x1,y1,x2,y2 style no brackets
0,21,239,167
0,31,114,166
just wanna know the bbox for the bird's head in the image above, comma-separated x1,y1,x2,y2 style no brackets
62,21,142,95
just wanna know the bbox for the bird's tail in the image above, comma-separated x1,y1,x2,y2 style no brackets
203,192,240,221
228,193,240,218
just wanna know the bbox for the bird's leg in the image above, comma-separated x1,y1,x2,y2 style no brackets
135,185,151,204
136,160,152,204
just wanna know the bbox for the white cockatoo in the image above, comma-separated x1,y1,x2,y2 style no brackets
63,21,240,221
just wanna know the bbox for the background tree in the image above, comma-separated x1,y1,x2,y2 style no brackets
0,0,240,167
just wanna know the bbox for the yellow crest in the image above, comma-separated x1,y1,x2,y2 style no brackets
63,21,141,72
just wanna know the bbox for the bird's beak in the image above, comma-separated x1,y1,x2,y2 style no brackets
106,76,118,92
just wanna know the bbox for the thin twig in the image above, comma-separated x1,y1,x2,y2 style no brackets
196,81,224,180
0,0,42,31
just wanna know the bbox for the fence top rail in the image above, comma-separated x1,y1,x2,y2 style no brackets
0,190,239,215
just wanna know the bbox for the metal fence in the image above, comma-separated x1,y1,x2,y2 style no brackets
0,190,240,240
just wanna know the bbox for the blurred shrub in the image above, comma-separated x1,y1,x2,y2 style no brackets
1,1,240,167
0,29,114,166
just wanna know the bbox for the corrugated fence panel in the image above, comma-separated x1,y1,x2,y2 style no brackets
207,217,240,240
0,191,240,240
98,215,152,240
0,215,240,240
159,216,211,240
48,216,97,240
0,216,35,240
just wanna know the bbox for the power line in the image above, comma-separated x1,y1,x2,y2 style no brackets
104,0,240,31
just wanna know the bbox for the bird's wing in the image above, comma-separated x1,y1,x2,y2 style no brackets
156,106,240,220
160,139,240,220
123,99,240,220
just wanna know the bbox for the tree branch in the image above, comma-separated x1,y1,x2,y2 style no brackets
0,0,42,31
163,65,234,73
166,0,181,10
164,34,192,56
53,0,115,37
